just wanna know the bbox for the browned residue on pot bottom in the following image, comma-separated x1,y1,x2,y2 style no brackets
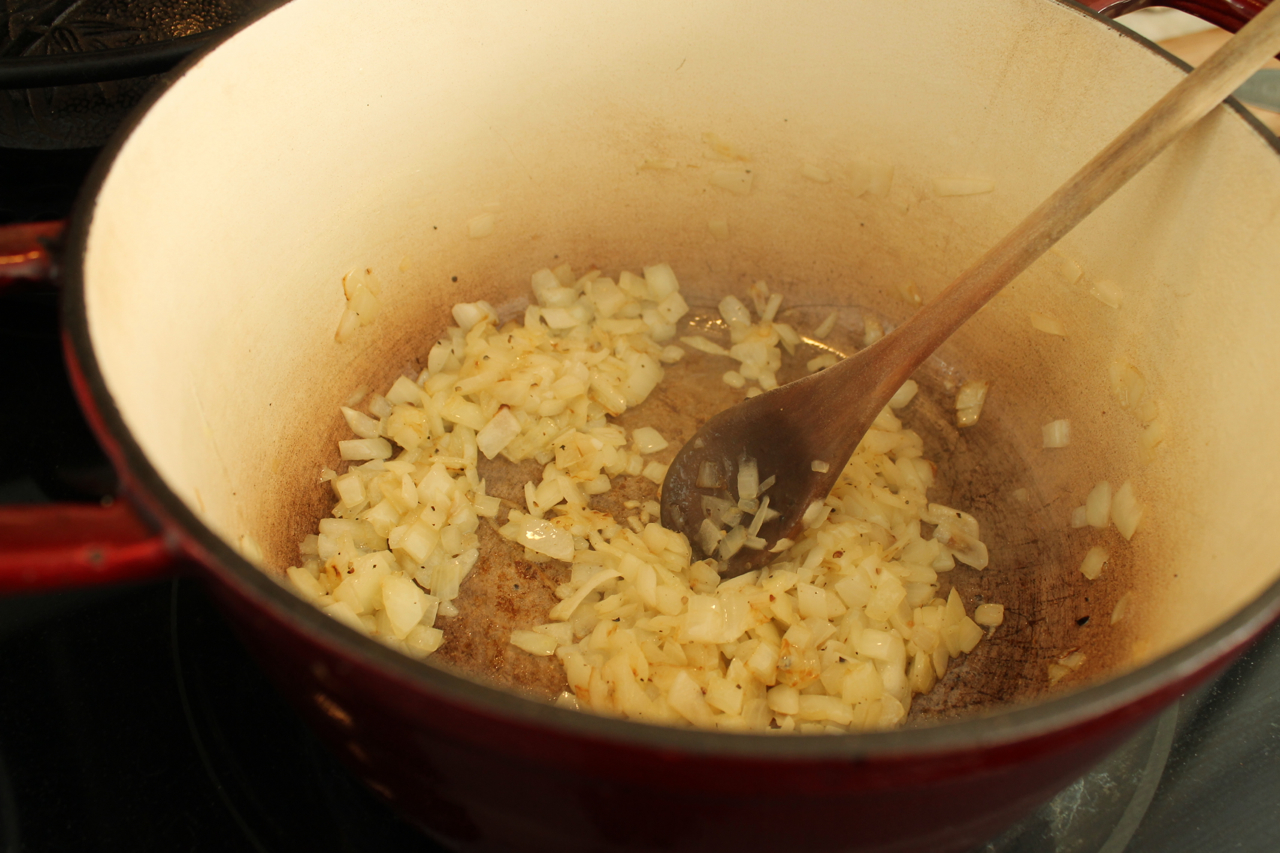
280,301,1136,720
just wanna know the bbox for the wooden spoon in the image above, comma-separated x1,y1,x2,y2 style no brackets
661,2,1280,578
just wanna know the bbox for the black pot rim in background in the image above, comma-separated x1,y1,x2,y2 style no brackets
0,28,229,90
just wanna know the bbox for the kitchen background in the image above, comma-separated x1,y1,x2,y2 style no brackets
0,4,1276,851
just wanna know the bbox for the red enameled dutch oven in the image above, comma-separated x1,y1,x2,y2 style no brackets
3,1,1280,850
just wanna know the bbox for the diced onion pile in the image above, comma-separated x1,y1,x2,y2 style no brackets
286,262,997,733
541,418,992,732
286,262,689,659
679,279,802,397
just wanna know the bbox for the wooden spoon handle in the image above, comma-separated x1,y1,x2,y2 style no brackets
884,0,1280,368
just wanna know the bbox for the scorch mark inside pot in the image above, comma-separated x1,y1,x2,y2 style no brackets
276,263,1107,731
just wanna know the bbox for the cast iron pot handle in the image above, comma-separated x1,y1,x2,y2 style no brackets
1086,0,1271,35
0,221,177,592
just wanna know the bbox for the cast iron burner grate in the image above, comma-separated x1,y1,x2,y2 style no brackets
170,579,442,851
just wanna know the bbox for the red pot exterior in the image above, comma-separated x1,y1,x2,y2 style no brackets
1084,1,1270,35
203,566,1244,853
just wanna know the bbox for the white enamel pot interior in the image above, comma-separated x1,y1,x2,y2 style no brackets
64,0,1280,846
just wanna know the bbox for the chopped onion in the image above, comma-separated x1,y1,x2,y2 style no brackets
341,406,382,439
1028,311,1066,337
641,461,668,484
1111,481,1143,540
775,323,800,352
643,263,680,300
1108,359,1146,411
681,335,729,356
335,306,360,343
467,212,495,238
348,284,380,326
451,300,497,332
800,162,830,183
718,296,753,327
974,603,1004,627
863,313,884,346
737,456,759,502
718,525,748,560
1047,250,1083,285
1041,419,1071,448
1080,546,1108,580
807,353,839,372
1085,481,1111,528
1111,592,1131,625
747,496,771,537
698,518,725,555
697,461,725,490
888,380,918,409
631,426,669,454
922,504,979,538
548,568,621,621
509,630,558,656
339,437,393,461
514,515,575,562
934,520,989,569
710,168,753,195
476,406,521,459
287,567,325,600
1089,279,1123,309
955,380,989,411
848,158,894,197
381,574,430,639
761,293,783,323
1048,650,1087,685
702,132,749,161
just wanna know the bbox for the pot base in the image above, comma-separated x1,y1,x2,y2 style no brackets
171,576,1177,853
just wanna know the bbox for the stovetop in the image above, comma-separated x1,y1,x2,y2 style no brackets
0,569,1273,853
1,129,1278,853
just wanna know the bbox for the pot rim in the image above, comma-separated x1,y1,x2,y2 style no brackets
61,0,1280,762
